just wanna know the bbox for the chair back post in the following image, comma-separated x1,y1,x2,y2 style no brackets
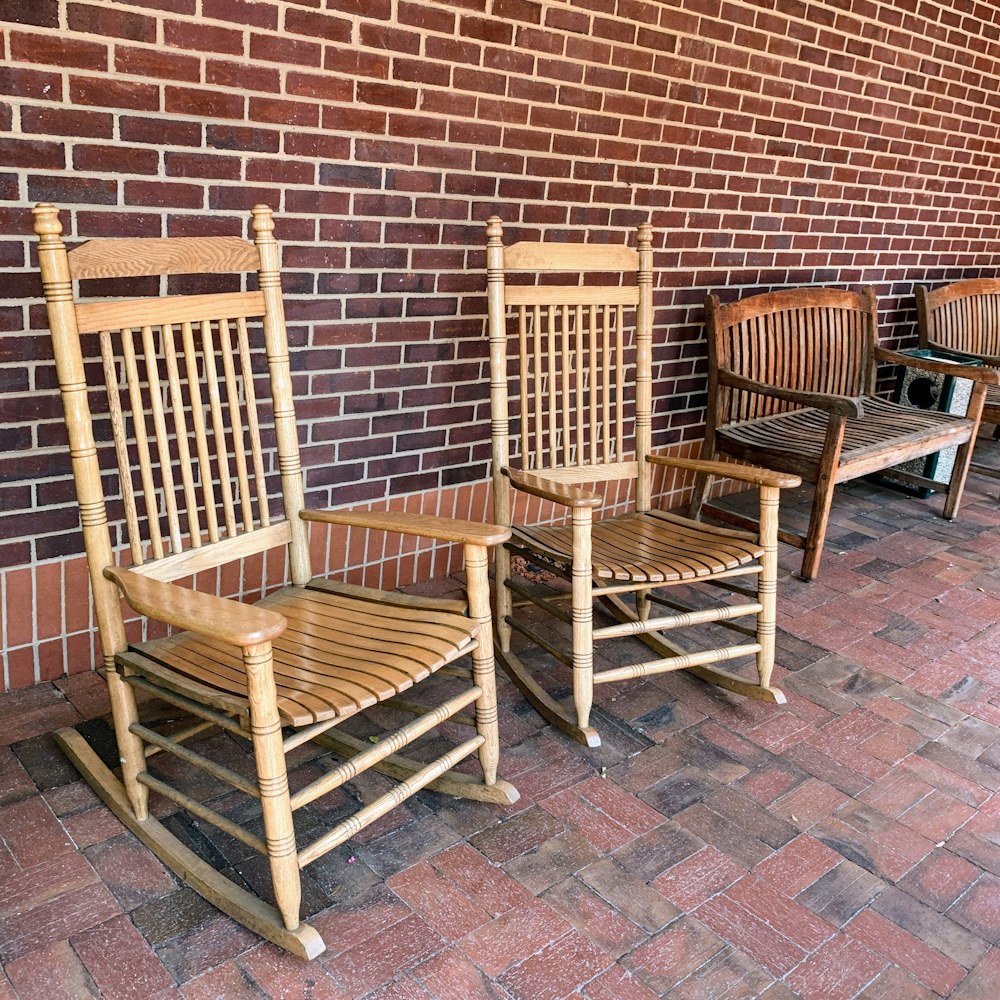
486,216,512,528
252,205,311,586
35,203,150,819
634,222,654,513
860,285,880,395
33,203,128,664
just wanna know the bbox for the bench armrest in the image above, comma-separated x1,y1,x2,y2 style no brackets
105,566,287,648
301,508,511,547
646,454,801,489
876,347,1000,384
924,341,1000,368
719,369,865,418
504,468,602,509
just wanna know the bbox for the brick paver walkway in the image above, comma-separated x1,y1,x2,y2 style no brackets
1,466,999,998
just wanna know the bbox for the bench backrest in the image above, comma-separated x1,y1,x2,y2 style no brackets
706,286,878,424
917,278,1000,359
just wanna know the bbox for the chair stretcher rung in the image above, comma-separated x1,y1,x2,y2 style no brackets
131,722,260,798
144,719,216,757
593,602,763,640
137,772,267,855
297,735,485,867
125,675,246,736
646,592,759,639
439,663,473,679
696,577,760,600
505,577,573,624
505,616,575,668
283,715,342,754
593,642,762,684
289,686,482,811
389,698,477,728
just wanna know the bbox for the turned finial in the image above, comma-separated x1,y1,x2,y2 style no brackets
33,203,63,242
252,204,274,238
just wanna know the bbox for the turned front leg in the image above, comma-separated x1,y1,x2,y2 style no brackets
571,507,594,730
244,642,301,931
465,542,499,786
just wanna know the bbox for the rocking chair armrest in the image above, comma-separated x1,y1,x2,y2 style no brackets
718,369,865,417
104,566,287,647
300,508,511,547
645,454,802,490
504,468,602,509
875,347,1000,384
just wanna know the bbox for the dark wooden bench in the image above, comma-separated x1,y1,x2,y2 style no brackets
690,285,999,580
917,278,1000,481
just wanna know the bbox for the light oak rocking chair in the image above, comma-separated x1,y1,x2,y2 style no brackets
35,203,518,960
486,217,800,748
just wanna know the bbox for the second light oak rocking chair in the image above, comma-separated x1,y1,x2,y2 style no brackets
35,203,517,959
486,217,800,747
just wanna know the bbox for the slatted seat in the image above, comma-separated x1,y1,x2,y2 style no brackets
720,396,972,467
486,217,800,747
917,278,1000,481
34,203,518,960
691,286,999,580
138,583,479,727
516,511,764,583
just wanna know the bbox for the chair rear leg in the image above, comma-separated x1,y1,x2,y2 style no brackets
495,545,514,654
244,644,301,932
107,665,150,821
635,590,652,622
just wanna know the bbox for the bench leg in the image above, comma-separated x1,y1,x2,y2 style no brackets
688,438,716,520
802,417,846,581
944,385,987,519
943,437,974,519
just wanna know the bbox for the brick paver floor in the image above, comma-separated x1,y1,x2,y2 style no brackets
2,461,999,998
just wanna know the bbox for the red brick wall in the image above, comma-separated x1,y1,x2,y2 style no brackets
3,0,1000,690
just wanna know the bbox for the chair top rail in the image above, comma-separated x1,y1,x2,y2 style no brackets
918,277,1000,309
712,286,875,327
68,236,260,280
504,241,639,273
75,289,266,335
